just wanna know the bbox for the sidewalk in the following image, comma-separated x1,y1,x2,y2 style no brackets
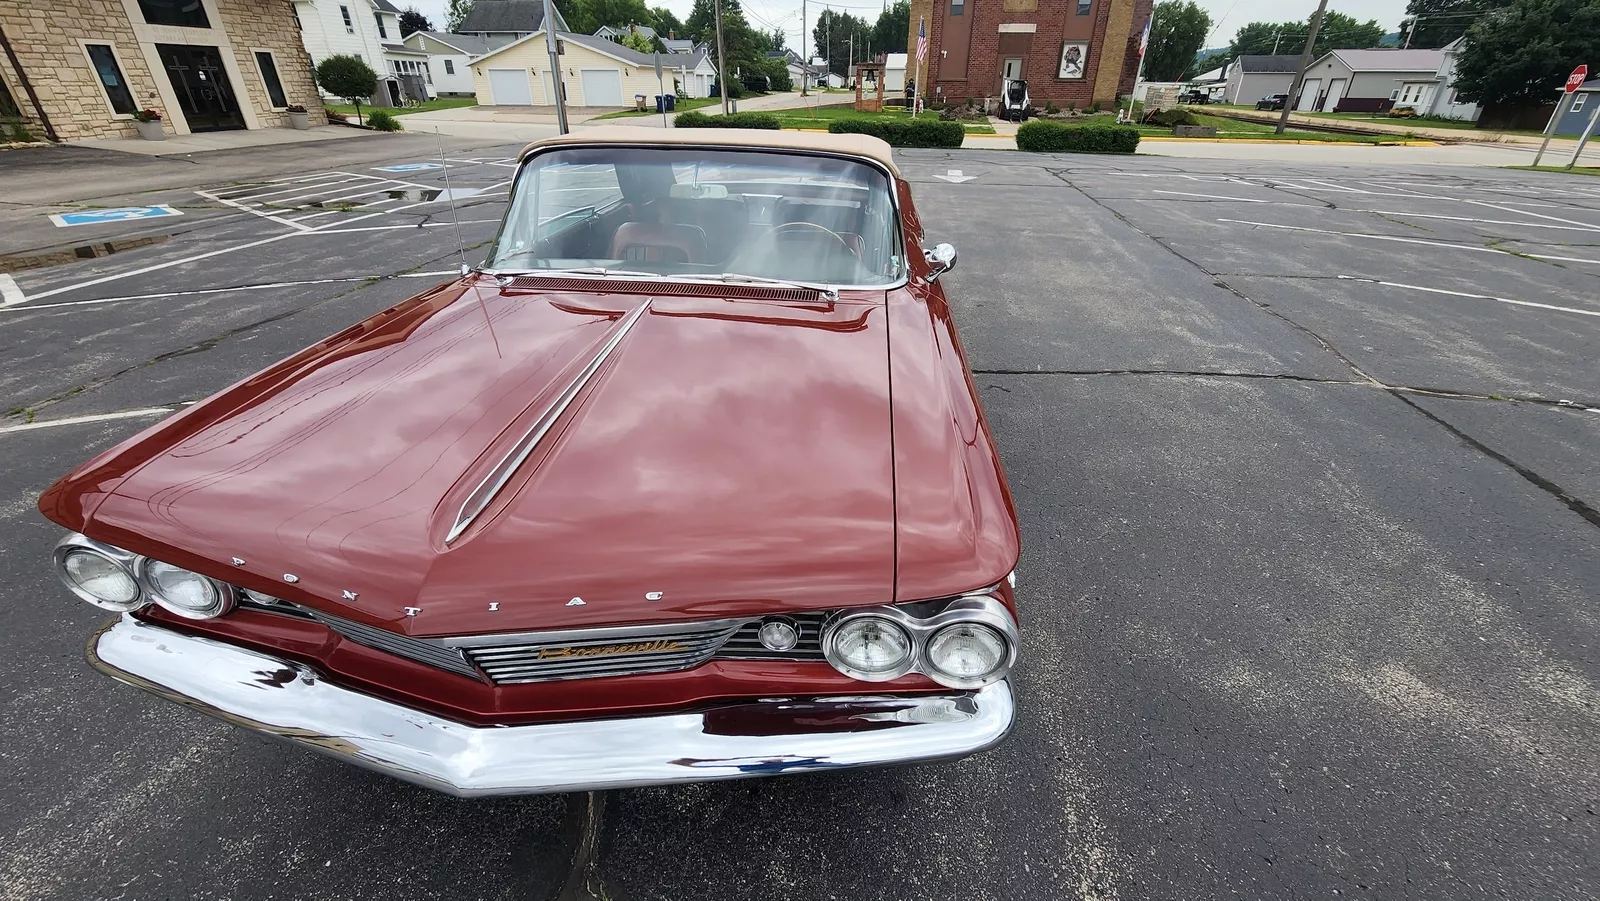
1210,107,1582,149
69,124,369,157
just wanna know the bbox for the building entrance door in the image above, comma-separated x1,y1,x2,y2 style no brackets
156,44,244,132
1001,57,1023,94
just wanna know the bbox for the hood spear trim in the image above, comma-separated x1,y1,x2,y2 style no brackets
445,300,653,544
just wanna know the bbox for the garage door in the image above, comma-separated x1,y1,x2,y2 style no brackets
487,68,532,106
580,69,624,107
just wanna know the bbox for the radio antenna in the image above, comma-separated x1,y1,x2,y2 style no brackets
436,128,500,358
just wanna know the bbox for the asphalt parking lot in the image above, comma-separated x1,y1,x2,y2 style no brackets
2,139,1597,901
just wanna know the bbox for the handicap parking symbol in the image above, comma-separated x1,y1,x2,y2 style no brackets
49,205,184,227
372,162,447,172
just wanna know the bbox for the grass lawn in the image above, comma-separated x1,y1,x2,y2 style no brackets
1505,165,1600,177
593,97,719,119
770,103,996,134
325,97,477,118
1150,112,1392,143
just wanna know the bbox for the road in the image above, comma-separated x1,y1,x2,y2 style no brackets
1,142,1597,901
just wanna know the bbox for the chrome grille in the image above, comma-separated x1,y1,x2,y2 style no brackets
716,613,828,660
312,610,484,681
449,621,745,685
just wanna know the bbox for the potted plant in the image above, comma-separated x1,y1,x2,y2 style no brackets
286,104,310,130
133,108,165,141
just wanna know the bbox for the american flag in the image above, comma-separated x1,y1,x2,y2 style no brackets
915,17,927,63
1137,16,1151,58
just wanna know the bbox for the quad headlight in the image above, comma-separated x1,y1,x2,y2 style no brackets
820,593,1019,690
137,557,236,619
823,614,915,681
53,537,142,611
53,533,236,620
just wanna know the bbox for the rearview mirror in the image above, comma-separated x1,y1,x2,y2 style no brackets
924,243,957,282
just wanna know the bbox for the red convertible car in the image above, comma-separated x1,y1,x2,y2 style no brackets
39,128,1022,796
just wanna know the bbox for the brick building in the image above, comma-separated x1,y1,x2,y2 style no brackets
0,0,324,142
905,0,1153,108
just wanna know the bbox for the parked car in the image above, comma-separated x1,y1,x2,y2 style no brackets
1179,90,1210,104
42,127,1023,797
1256,94,1288,110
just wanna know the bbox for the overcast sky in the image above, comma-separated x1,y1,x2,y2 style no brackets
400,0,1407,56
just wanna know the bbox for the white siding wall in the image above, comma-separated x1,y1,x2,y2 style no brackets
471,35,665,107
294,0,388,97
401,35,477,95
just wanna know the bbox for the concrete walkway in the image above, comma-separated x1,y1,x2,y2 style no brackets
69,124,370,156
1211,106,1582,149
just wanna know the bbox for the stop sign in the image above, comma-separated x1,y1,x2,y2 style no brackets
1567,65,1589,93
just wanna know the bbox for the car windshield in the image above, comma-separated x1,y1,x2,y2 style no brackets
485,147,905,287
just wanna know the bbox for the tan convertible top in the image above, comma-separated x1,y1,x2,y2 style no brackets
518,125,900,175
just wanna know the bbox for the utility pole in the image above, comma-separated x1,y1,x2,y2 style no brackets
1276,0,1327,134
714,0,729,114
1402,17,1416,49
800,0,808,95
542,0,567,133
1271,30,1281,55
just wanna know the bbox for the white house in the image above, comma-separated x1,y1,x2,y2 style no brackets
402,31,513,96
883,53,907,93
470,30,690,107
595,23,657,46
1296,48,1445,113
292,0,431,104
1417,36,1480,122
456,0,568,41
678,49,716,98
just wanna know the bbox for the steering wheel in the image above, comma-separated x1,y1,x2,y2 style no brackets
725,221,860,281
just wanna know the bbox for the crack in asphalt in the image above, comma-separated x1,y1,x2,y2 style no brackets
555,792,619,901
1047,167,1600,533
2,244,482,422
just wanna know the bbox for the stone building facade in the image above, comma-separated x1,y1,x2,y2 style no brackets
905,0,1152,108
0,0,324,142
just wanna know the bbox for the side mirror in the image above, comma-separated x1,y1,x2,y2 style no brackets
924,243,957,282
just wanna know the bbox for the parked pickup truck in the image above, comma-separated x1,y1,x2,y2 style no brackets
1256,94,1288,111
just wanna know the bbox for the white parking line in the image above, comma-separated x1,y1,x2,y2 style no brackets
1349,209,1600,233
0,271,458,313
0,274,24,307
0,407,175,435
1379,183,1600,231
1153,190,1275,202
1214,218,1600,266
1338,275,1600,319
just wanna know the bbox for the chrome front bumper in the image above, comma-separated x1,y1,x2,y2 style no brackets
88,616,1015,797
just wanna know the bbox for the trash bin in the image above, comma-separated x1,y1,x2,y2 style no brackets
665,94,676,111
654,95,666,113
635,94,646,111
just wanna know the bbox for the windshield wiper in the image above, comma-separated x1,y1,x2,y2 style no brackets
665,272,839,297
490,266,660,280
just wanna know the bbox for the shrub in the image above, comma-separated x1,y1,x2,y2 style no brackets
827,117,964,148
316,54,378,120
365,109,402,131
673,110,780,129
1015,121,1140,154
710,78,745,99
1148,108,1199,127
324,107,349,122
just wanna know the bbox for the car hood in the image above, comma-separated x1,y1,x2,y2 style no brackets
44,278,896,636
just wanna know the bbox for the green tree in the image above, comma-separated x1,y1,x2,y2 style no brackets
1454,0,1600,106
621,30,653,52
445,0,474,32
1144,1,1212,81
769,28,786,52
398,6,433,36
650,6,683,38
315,54,378,123
813,8,869,76
871,1,910,59
685,0,717,42
1226,10,1385,60
1399,0,1492,49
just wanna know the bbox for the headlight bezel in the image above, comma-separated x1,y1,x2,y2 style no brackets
822,610,917,681
52,534,144,611
820,593,1019,690
134,556,238,620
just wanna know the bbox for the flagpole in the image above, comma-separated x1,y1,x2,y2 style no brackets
913,16,925,115
1126,14,1151,123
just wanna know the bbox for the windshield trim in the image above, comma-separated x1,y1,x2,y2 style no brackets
482,143,910,293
